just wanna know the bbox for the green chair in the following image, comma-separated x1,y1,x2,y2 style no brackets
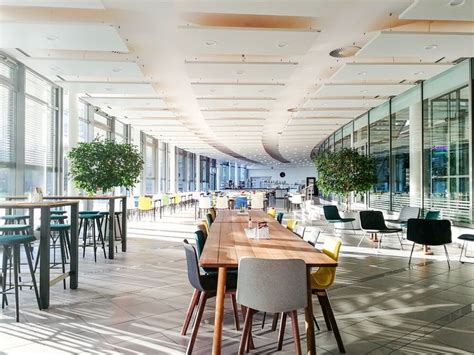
276,212,284,224
425,211,440,220
161,195,170,216
1,234,40,322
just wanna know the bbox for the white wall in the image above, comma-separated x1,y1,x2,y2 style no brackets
248,167,316,186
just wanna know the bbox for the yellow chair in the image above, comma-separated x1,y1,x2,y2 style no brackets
138,196,153,220
286,219,297,232
202,219,210,235
311,237,345,353
267,207,276,218
174,194,182,212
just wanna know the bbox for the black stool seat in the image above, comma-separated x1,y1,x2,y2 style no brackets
458,234,474,241
1,215,30,221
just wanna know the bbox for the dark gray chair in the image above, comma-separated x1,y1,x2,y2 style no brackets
181,240,240,354
358,210,403,250
406,219,452,269
322,205,356,235
458,234,474,264
237,257,307,355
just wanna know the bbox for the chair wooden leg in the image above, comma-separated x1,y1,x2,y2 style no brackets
319,290,345,353
316,293,332,331
230,293,240,331
289,310,302,355
186,292,208,355
181,289,201,336
239,307,255,355
271,312,279,331
277,312,287,351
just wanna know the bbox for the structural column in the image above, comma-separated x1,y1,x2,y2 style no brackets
67,91,79,195
409,102,423,207
234,162,239,188
195,154,201,191
169,144,176,192
216,160,221,190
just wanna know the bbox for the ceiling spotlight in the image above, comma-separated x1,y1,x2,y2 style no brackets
46,35,59,41
424,44,438,50
112,68,122,73
50,66,61,72
236,70,245,75
357,71,368,76
258,89,265,93
105,87,113,92
210,89,216,93
360,90,368,94
414,71,424,76
448,0,465,6
277,42,288,48
205,40,217,46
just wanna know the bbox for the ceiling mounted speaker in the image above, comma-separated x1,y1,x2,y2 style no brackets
280,172,286,178
329,45,361,58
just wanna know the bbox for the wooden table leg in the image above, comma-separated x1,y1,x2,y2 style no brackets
305,267,316,355
39,207,51,309
70,202,79,290
108,198,115,259
212,266,227,355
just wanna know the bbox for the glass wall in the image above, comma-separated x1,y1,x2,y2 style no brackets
159,141,167,192
313,59,473,225
145,136,155,194
0,60,15,197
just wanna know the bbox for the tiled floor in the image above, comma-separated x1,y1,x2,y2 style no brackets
1,202,473,354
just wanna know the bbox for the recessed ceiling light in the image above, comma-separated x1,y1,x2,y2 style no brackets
448,0,465,6
277,42,288,48
357,71,368,76
414,71,424,76
112,68,122,73
205,40,217,46
50,66,61,72
425,44,438,50
46,35,59,41
360,90,368,93
236,70,245,75
105,87,113,92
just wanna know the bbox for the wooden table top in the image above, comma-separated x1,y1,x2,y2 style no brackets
0,200,80,208
201,210,338,268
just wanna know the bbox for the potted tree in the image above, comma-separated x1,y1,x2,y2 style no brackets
67,138,144,195
314,148,376,228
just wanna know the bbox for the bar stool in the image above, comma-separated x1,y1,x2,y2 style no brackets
79,213,106,262
0,224,30,236
34,223,71,289
51,210,67,215
1,215,30,225
98,211,123,253
1,234,40,322
458,234,474,264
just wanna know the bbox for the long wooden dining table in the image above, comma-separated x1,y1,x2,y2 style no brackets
200,209,338,355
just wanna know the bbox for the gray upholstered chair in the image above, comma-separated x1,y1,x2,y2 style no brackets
237,257,307,355
386,206,420,228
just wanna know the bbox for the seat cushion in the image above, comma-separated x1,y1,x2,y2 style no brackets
50,224,71,231
1,215,30,220
51,210,67,215
79,214,101,219
458,234,474,241
0,234,36,245
0,224,29,231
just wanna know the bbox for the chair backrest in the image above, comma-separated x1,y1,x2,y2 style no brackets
276,212,284,224
323,205,341,221
215,196,228,209
235,196,248,209
209,207,216,221
291,194,303,204
206,213,213,227
196,223,208,240
303,228,320,246
199,196,212,209
162,194,170,205
311,237,342,290
294,225,306,238
183,240,205,292
194,230,206,257
174,194,181,204
425,211,440,220
251,193,264,209
398,207,420,221
202,219,210,235
287,219,297,232
267,207,276,218
138,196,152,211
407,219,452,246
126,195,136,210
237,258,307,313
359,210,388,231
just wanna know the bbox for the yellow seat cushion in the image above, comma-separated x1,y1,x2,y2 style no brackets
311,237,342,290
267,208,276,218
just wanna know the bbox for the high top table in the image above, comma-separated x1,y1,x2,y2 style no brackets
200,210,338,355
0,200,79,309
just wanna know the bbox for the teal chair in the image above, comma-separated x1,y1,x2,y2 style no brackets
425,211,440,220
277,212,284,224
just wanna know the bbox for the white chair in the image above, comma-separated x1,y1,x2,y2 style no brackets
303,228,321,246
126,194,137,220
289,194,303,211
198,196,213,218
215,196,229,209
294,225,306,238
251,193,265,210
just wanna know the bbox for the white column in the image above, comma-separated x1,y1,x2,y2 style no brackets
195,154,201,191
234,162,239,187
409,102,423,207
169,144,176,193
67,91,79,195
216,160,221,190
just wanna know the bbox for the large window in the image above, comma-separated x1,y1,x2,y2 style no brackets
176,147,186,191
0,60,15,197
369,102,390,210
145,136,156,194
24,70,58,194
159,141,168,192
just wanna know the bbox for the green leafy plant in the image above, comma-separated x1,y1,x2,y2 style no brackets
67,138,144,195
314,148,376,211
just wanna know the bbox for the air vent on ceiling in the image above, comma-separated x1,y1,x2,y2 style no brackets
56,75,66,81
435,56,446,63
15,48,31,57
329,45,361,58
111,51,127,54
107,105,112,110
399,79,406,84
453,57,468,64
